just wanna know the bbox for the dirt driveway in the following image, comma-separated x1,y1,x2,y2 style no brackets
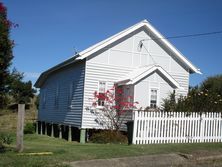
69,151,222,167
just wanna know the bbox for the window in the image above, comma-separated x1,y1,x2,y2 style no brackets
126,87,131,102
54,84,59,108
98,81,106,106
150,89,157,108
42,89,46,109
68,82,73,108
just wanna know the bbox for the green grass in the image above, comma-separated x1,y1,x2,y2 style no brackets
2,111,222,167
1,134,222,167
0,109,36,133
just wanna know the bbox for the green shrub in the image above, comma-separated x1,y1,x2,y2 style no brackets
0,133,13,145
24,122,35,134
0,141,4,152
90,130,127,144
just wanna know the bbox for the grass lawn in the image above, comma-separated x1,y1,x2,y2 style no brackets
1,111,222,167
1,134,222,167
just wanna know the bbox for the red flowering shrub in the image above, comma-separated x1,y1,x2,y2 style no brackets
0,3,6,13
89,85,138,130
0,2,19,108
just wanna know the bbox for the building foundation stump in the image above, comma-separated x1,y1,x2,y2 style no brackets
80,129,86,144
40,122,43,135
36,121,38,134
45,122,47,135
68,125,72,142
51,123,54,137
59,125,62,139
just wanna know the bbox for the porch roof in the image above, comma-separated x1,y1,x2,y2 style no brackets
116,64,183,89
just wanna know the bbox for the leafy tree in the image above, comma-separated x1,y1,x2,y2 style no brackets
200,74,222,95
162,91,176,112
9,69,36,104
0,2,18,108
35,94,39,109
0,3,34,107
162,74,222,113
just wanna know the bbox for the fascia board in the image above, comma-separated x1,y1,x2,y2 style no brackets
131,67,155,84
143,22,201,74
76,22,146,60
77,20,201,74
156,67,182,89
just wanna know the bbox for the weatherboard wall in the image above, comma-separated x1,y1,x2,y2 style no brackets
134,71,175,108
38,61,85,127
82,28,189,129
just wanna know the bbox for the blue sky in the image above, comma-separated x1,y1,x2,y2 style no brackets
2,0,222,87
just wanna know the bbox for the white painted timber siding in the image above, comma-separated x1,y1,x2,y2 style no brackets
82,62,134,129
38,61,85,127
82,28,190,129
171,72,189,97
134,71,174,108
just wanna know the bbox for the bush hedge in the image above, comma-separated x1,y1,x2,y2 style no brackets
90,130,127,144
0,133,13,145
24,122,35,134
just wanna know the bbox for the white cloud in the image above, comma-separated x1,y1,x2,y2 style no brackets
24,72,41,79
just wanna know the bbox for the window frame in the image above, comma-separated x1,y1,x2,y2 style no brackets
68,81,74,109
125,86,131,103
149,88,159,108
42,88,47,109
54,84,60,108
97,81,106,107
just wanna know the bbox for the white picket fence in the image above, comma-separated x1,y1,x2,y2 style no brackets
132,110,222,144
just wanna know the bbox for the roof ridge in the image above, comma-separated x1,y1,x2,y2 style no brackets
77,20,201,74
35,19,201,87
77,20,146,57
117,65,182,89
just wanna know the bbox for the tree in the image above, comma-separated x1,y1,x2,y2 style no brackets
0,2,18,109
199,75,222,112
35,94,39,110
88,86,138,131
0,3,34,107
162,74,222,113
162,91,176,112
200,74,222,96
9,69,36,104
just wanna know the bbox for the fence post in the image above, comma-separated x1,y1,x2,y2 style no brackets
132,110,137,144
16,104,25,152
219,113,222,142
200,113,204,142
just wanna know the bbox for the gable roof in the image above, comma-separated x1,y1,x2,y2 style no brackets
35,19,201,88
35,56,80,87
76,19,201,74
116,64,183,89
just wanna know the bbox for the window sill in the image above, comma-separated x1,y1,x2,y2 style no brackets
96,106,105,109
